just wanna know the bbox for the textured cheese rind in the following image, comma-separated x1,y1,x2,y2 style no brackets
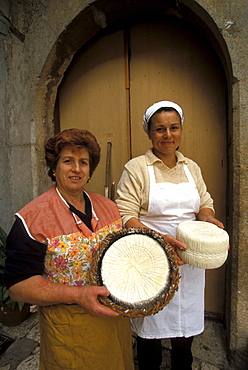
101,234,170,307
176,221,229,269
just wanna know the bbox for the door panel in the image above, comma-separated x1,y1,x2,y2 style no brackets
129,20,195,158
59,19,227,316
59,30,130,196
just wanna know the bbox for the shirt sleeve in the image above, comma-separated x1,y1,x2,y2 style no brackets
4,217,47,289
116,158,148,226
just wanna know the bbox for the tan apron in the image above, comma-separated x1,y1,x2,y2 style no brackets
39,304,134,370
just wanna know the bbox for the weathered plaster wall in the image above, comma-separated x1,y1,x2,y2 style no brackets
0,0,11,230
197,1,248,367
0,0,247,367
1,0,92,231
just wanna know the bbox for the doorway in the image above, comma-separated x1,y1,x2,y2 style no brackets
58,17,227,316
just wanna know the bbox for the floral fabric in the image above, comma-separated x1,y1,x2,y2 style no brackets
44,219,122,286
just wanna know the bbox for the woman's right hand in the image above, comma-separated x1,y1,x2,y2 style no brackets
162,234,188,266
9,276,119,318
76,285,119,318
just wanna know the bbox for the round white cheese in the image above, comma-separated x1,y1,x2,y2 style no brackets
176,221,229,269
101,234,170,308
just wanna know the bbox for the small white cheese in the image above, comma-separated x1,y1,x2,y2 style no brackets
176,221,229,269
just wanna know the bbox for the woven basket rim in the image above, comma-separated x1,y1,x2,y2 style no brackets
90,227,180,318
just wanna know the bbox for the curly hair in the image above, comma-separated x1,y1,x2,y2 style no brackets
45,128,101,181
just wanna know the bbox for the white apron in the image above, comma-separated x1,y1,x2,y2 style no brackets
131,164,205,339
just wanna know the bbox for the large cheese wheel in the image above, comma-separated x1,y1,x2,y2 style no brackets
176,221,229,269
90,228,180,317
101,234,170,308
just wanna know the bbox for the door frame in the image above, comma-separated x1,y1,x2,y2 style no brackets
38,0,233,354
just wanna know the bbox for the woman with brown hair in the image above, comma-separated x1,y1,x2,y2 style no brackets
4,128,134,370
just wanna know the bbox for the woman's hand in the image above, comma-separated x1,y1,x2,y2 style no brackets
196,208,224,229
9,276,119,318
75,286,119,318
196,208,230,250
162,234,188,266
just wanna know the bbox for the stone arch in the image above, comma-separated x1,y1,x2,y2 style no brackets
36,0,234,329
37,0,233,149
36,0,234,322
5,0,245,366
5,1,234,224
36,4,234,304
31,0,232,332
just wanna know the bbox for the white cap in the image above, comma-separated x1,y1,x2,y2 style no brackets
142,100,184,134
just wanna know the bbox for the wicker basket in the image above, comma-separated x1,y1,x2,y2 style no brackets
90,228,180,317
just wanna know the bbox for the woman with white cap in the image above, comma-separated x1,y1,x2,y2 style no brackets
116,101,224,369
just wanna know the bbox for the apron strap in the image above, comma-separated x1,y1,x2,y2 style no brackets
147,165,156,184
183,164,197,188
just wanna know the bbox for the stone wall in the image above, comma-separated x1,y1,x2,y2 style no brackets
0,0,247,367
0,0,11,230
197,1,248,367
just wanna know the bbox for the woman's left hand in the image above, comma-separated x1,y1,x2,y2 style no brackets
196,208,224,229
197,208,231,249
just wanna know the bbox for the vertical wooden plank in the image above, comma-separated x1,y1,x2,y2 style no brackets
59,30,129,197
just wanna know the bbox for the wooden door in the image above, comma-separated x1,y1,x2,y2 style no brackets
58,18,227,316
58,30,130,197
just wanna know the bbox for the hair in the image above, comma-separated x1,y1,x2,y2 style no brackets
148,107,182,132
44,128,101,181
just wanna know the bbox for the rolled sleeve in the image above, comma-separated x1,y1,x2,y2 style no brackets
4,217,47,289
